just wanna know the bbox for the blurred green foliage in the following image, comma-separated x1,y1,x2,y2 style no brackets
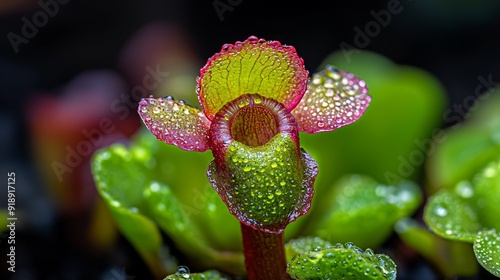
424,159,500,277
301,50,447,218
426,88,500,194
400,88,500,278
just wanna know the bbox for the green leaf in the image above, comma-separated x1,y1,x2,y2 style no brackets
466,88,500,130
144,181,245,274
473,229,500,277
92,145,170,277
395,218,478,278
423,189,481,242
164,268,229,280
92,131,245,275
135,130,243,253
426,125,500,194
287,242,396,280
307,175,421,248
426,90,500,194
285,236,333,263
473,159,500,230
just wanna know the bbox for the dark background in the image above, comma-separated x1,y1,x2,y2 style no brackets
1,0,500,279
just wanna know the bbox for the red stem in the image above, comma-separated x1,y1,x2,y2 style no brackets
240,223,290,280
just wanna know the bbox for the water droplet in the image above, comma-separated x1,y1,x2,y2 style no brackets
325,88,334,97
435,206,448,217
455,181,474,198
175,266,190,279
312,75,322,85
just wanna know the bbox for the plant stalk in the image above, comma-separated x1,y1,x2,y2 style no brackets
240,222,289,280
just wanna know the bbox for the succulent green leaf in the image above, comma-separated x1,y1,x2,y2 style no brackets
92,145,169,277
426,125,500,194
164,268,229,280
308,175,421,248
473,159,500,230
287,242,396,280
285,236,333,263
92,131,245,275
395,218,479,278
135,131,243,253
473,229,500,277
144,181,245,273
426,90,500,194
467,88,500,130
423,189,481,242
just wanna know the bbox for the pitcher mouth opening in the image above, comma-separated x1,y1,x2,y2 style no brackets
210,94,299,149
